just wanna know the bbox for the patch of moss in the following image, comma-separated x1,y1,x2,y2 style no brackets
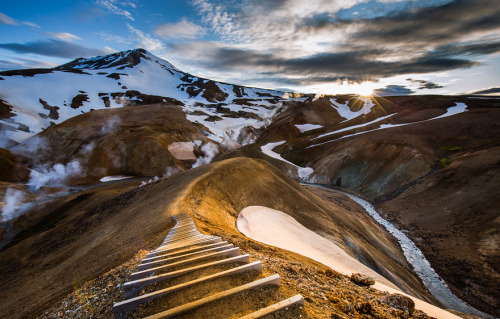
439,145,462,151
439,157,451,168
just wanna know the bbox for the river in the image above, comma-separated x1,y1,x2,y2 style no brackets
309,184,492,318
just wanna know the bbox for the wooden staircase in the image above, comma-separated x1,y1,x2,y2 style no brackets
113,212,304,318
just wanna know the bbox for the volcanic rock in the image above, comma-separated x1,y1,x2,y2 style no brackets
350,273,375,286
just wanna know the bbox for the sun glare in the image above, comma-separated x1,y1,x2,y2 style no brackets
355,86,374,97
348,82,376,97
314,81,377,97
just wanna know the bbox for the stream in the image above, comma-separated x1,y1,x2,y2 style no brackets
309,184,492,318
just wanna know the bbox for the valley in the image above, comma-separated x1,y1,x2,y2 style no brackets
0,49,498,319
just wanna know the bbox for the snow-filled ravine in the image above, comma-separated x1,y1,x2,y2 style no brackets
260,141,314,179
313,185,492,318
307,103,469,149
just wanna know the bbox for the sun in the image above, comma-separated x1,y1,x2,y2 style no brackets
355,86,374,97
323,80,376,97
351,82,375,97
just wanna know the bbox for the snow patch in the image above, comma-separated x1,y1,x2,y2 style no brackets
261,141,314,179
295,124,323,133
308,103,468,149
236,205,462,319
330,97,374,122
167,142,196,161
100,175,132,182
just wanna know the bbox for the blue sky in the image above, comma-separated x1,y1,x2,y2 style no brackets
1,0,499,95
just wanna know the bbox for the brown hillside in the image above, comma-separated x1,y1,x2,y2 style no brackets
12,103,208,184
1,157,443,318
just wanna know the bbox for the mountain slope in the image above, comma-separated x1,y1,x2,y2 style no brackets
1,49,498,318
249,95,500,316
0,157,447,319
0,48,298,147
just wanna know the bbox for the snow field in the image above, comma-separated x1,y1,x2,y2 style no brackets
236,205,461,319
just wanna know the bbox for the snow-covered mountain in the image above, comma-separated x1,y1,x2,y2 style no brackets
0,48,304,147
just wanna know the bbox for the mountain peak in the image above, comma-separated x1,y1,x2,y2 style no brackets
54,48,176,71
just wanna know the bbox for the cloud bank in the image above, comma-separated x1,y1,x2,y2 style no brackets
169,0,500,89
0,39,107,59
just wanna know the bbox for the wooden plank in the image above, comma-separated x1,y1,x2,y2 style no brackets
151,237,222,253
238,294,304,319
113,261,262,318
131,247,240,280
163,234,207,244
138,244,234,270
142,242,229,263
144,274,281,319
123,254,250,299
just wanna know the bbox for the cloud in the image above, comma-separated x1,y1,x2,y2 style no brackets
154,18,206,40
407,78,444,90
22,21,40,28
97,31,131,44
373,85,415,96
45,32,81,41
0,56,56,71
468,87,500,95
94,0,134,21
0,39,107,58
179,0,500,88
0,11,39,28
349,0,500,46
169,41,478,83
0,12,16,25
127,24,164,52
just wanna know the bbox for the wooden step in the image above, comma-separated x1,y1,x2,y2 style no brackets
113,261,263,318
163,230,200,241
162,234,208,244
161,234,212,245
138,244,234,270
148,238,222,256
131,247,241,280
238,294,304,319
124,254,250,298
143,274,281,319
142,242,229,263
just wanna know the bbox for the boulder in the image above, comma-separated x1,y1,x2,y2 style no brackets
350,273,375,286
380,293,415,315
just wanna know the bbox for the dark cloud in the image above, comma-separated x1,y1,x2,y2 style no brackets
172,0,500,90
373,85,415,96
0,39,107,59
407,78,444,90
469,87,500,95
171,41,477,84
349,0,500,45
